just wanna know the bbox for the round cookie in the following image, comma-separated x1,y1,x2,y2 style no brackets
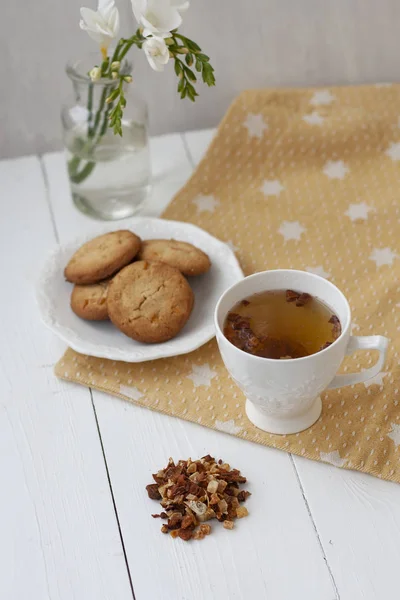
138,239,211,277
107,261,194,343
64,230,141,284
71,281,109,321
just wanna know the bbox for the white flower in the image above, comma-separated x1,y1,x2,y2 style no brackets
80,0,120,57
131,0,189,36
143,36,170,71
89,66,102,81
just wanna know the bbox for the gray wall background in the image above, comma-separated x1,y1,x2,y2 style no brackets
2,0,400,158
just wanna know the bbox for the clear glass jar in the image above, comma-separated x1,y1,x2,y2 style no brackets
61,55,151,220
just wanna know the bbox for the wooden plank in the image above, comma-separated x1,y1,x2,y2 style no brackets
0,157,133,600
293,456,400,599
184,129,400,599
44,133,337,599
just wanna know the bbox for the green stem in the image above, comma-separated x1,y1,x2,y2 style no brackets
118,37,141,62
69,161,96,184
87,82,94,132
67,38,140,186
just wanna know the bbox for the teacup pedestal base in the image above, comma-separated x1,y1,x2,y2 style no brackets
245,396,322,435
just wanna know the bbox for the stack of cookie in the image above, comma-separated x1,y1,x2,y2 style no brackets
64,230,211,344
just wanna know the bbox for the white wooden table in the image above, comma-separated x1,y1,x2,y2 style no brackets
2,129,400,600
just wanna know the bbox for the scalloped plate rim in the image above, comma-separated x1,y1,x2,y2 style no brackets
36,217,244,362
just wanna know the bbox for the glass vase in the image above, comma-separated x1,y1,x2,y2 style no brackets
61,55,151,220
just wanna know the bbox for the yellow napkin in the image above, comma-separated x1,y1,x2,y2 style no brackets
56,85,400,483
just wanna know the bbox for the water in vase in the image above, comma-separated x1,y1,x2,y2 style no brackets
65,120,151,220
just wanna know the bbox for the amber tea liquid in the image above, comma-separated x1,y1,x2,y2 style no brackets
224,289,341,359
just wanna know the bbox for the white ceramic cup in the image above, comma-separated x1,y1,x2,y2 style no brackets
214,269,389,435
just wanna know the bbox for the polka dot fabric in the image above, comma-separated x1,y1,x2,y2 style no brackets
56,85,400,483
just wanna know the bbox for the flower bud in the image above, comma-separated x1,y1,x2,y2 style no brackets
111,61,120,71
165,38,174,45
111,71,118,79
123,75,133,83
89,66,102,81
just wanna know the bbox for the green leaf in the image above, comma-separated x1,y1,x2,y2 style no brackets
177,76,185,93
185,53,193,67
183,66,197,82
202,62,216,86
196,53,210,62
180,85,187,99
195,59,202,72
174,60,182,76
182,37,201,52
186,82,198,99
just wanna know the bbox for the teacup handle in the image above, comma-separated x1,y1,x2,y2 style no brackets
328,335,390,390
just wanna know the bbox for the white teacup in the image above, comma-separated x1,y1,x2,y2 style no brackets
215,269,389,435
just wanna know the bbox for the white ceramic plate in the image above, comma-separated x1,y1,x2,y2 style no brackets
37,217,243,362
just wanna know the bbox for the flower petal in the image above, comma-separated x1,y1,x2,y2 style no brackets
80,7,100,29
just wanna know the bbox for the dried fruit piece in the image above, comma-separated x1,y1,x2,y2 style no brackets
286,289,300,302
199,524,211,536
329,314,342,338
178,528,193,541
236,506,249,519
217,480,227,493
186,500,207,515
167,513,182,529
146,484,161,500
181,514,196,529
296,292,311,307
223,520,234,530
237,490,251,502
207,480,219,494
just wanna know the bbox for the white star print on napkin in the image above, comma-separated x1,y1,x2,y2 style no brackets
261,179,284,196
186,363,217,388
278,221,306,242
306,265,330,279
320,451,346,467
310,90,334,106
215,419,243,435
387,423,400,447
302,111,324,126
369,247,397,267
345,202,373,221
119,385,144,401
192,194,220,214
323,160,349,180
243,113,268,139
385,142,400,161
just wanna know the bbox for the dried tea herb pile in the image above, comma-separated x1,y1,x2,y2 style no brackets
146,455,251,541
